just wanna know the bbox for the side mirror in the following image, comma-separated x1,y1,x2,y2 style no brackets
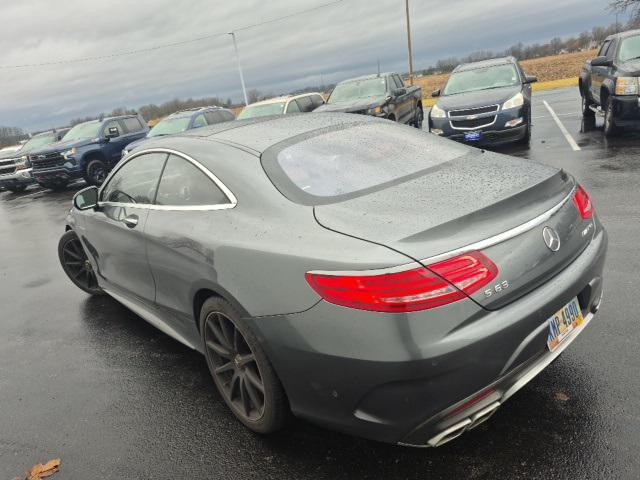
524,75,538,84
431,89,441,98
591,56,613,67
105,126,120,140
393,87,407,97
73,186,99,210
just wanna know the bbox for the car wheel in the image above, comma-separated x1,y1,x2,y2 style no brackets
414,108,424,129
84,159,108,186
58,230,103,295
200,296,288,434
8,185,27,193
603,98,619,137
581,93,595,118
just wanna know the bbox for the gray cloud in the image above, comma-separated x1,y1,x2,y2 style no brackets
0,0,615,131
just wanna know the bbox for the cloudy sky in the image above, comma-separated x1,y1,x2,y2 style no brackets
0,0,618,132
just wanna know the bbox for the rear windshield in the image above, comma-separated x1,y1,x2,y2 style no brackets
263,123,468,204
237,103,286,119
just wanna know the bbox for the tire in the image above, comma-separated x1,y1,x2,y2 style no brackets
200,296,288,434
84,158,108,186
581,92,595,118
413,107,424,129
58,230,103,295
8,185,27,193
517,108,532,146
603,97,619,137
46,182,68,191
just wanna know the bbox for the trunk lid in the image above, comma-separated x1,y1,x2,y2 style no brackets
314,150,590,310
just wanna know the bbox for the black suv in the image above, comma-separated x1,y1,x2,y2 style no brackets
428,57,537,147
28,114,148,189
580,29,640,136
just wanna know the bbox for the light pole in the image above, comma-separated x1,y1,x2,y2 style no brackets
405,0,414,86
228,32,249,106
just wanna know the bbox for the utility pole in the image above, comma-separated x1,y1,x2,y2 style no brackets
377,58,380,76
405,0,414,85
228,32,249,106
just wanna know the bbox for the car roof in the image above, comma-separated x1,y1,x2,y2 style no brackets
245,92,323,108
605,29,640,41
453,57,517,73
337,73,394,84
150,112,379,154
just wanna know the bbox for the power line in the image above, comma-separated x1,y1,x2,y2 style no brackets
0,0,344,69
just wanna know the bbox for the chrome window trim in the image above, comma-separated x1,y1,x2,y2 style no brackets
307,185,576,276
98,147,237,211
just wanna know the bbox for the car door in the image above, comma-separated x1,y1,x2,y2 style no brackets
82,151,168,303
392,74,411,123
144,152,236,342
591,40,613,102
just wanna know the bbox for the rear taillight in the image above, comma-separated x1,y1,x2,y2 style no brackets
573,185,594,220
305,252,498,313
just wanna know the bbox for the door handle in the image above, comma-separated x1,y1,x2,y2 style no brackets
123,214,139,228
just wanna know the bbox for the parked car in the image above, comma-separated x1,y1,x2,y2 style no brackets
0,129,69,193
236,93,325,119
580,29,640,136
122,106,236,157
315,72,423,127
0,145,22,154
428,57,537,146
28,114,148,190
59,113,606,447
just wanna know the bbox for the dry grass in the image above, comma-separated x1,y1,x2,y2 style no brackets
415,49,596,106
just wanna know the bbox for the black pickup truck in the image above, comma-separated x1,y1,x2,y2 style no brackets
580,29,640,136
314,72,423,128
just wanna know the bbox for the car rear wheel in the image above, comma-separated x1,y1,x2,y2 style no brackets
414,107,424,129
84,159,108,186
58,230,103,295
200,297,288,433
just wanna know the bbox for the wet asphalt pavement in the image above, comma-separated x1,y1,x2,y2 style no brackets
1,87,639,479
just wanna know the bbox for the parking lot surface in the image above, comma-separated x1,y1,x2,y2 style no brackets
1,87,639,479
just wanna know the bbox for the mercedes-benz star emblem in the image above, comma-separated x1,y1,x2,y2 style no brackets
542,227,561,252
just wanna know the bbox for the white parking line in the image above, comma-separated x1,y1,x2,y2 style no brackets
543,100,581,152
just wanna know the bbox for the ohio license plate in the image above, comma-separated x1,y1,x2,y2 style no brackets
464,131,482,142
547,298,584,352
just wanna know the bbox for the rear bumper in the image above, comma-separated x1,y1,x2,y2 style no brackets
248,227,607,445
0,169,34,189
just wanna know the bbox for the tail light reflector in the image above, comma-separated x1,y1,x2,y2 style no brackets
305,252,498,313
573,184,594,219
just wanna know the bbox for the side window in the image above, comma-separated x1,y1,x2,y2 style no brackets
286,100,301,113
296,96,314,112
598,41,611,57
222,110,236,121
123,117,144,134
204,111,217,124
102,120,121,138
604,40,616,59
100,152,167,204
155,154,230,206
394,75,404,88
312,94,325,108
192,114,207,128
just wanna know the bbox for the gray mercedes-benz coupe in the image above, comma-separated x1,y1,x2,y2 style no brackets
59,113,607,447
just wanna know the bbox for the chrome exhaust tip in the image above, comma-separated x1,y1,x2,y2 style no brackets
467,401,501,430
427,418,472,447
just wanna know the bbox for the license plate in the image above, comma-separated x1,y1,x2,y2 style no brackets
547,298,584,352
464,131,482,142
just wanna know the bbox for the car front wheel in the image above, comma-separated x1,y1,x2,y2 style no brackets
200,296,288,434
58,230,103,295
604,98,619,137
84,159,108,186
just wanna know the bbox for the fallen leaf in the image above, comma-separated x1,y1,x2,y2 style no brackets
554,391,570,402
18,459,61,480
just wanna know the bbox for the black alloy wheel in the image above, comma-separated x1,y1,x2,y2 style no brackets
200,297,288,433
85,159,107,186
58,230,102,295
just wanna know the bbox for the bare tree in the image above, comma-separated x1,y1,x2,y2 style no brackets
610,0,640,19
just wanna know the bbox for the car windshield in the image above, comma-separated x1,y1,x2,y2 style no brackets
443,64,520,96
266,123,467,203
62,121,101,142
21,134,57,152
328,78,387,104
148,117,191,137
237,103,286,119
618,35,640,62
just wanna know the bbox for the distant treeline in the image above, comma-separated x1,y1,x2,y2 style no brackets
421,19,640,75
0,126,26,148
